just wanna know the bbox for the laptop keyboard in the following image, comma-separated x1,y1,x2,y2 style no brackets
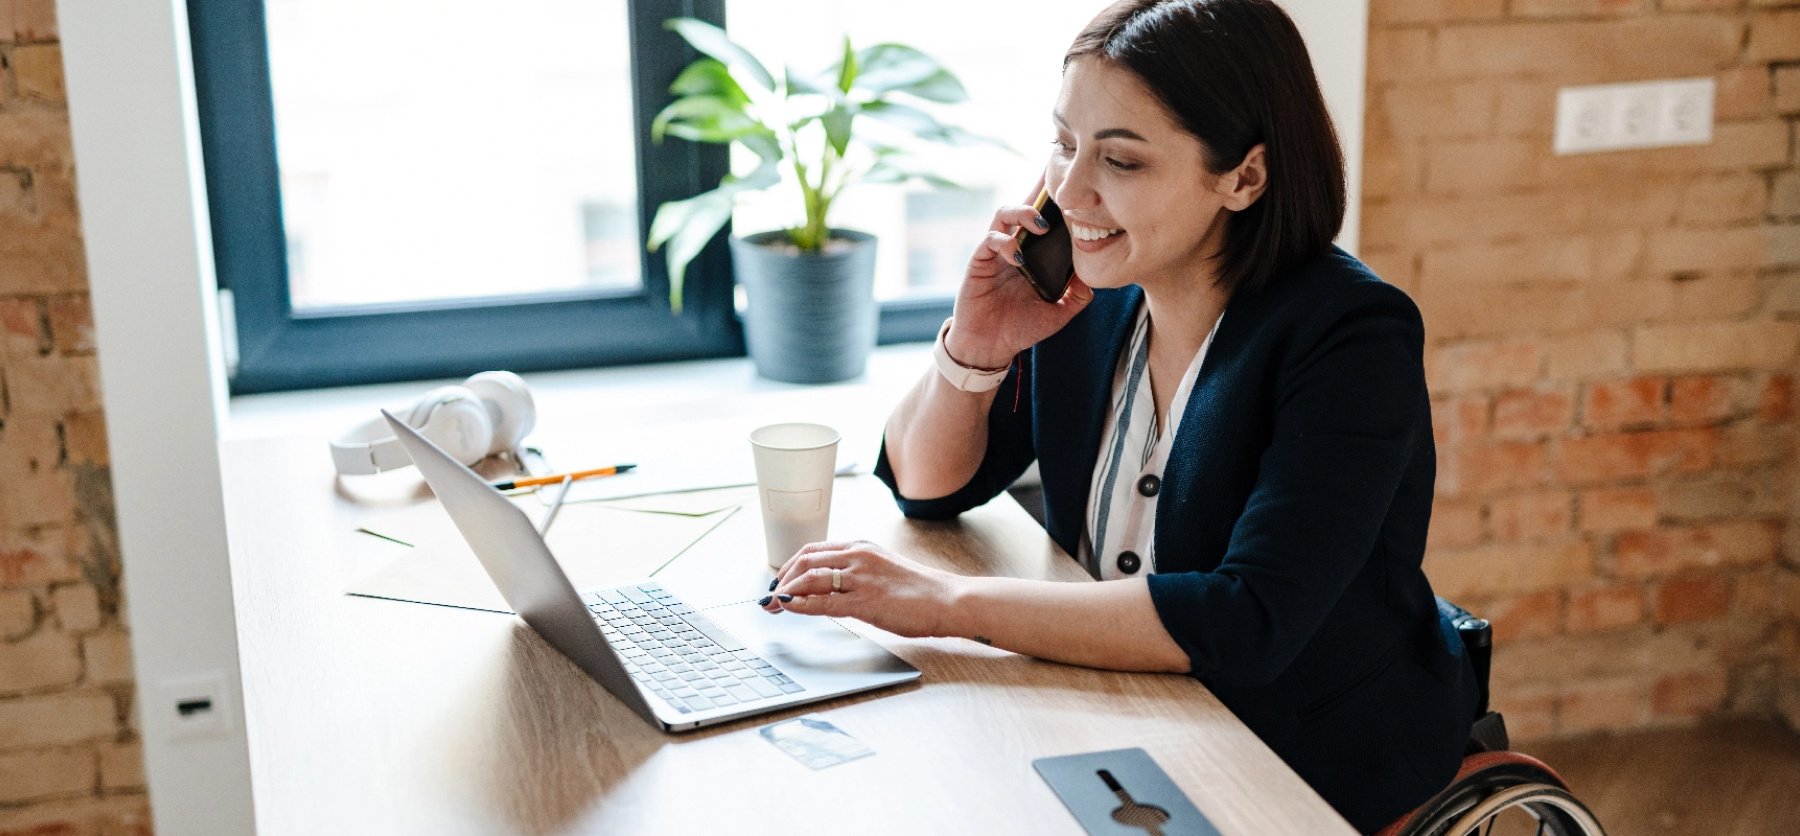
584,582,804,714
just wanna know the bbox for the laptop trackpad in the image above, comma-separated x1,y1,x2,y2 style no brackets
700,602,919,689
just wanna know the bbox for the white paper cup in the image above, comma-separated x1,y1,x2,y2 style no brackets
749,423,840,570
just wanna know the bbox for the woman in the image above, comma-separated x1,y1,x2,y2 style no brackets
760,0,1478,830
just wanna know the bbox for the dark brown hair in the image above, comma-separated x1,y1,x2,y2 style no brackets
1065,0,1346,294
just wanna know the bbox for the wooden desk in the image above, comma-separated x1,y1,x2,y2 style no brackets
221,426,1353,835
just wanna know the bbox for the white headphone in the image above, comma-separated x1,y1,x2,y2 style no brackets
330,371,537,476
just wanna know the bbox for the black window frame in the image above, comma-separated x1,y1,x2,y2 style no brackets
188,0,950,395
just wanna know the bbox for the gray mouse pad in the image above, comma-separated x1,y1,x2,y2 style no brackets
1033,747,1218,836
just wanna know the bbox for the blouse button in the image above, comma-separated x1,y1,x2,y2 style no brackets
1137,474,1161,497
1116,551,1142,574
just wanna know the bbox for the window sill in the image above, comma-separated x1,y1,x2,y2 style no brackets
225,341,935,443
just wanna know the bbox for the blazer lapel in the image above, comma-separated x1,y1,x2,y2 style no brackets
1036,286,1140,571
1155,283,1275,572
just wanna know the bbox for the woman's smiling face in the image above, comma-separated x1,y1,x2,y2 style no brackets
1046,57,1241,292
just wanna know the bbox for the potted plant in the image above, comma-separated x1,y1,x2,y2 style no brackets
647,18,990,384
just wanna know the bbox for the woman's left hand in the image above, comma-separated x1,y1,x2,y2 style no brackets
763,540,962,639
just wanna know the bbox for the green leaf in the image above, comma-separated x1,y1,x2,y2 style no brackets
853,43,943,96
647,161,781,253
665,17,775,92
863,102,1008,149
646,158,782,313
646,190,709,251
836,36,857,94
647,190,733,314
786,112,820,135
860,100,954,140
893,68,968,103
786,64,834,97
862,165,903,185
932,123,1010,148
739,127,783,163
652,95,758,144
821,105,854,158
729,157,783,191
853,44,968,102
669,58,748,107
914,171,968,190
865,156,967,190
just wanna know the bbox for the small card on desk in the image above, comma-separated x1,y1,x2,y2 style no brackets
759,715,874,770
1033,747,1217,836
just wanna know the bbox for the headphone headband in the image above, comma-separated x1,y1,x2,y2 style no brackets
328,371,536,476
330,415,417,476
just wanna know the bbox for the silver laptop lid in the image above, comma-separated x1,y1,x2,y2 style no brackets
379,410,658,723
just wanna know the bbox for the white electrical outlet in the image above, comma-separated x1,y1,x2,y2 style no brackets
1661,79,1715,146
1616,86,1661,146
1553,78,1715,155
1559,87,1611,152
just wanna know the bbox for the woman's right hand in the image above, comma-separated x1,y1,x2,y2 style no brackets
943,199,1095,370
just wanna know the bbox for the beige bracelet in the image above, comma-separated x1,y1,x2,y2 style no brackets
932,318,1009,393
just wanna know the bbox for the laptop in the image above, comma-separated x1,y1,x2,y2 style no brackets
381,410,920,732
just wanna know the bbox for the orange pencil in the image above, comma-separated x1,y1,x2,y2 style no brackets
490,464,636,491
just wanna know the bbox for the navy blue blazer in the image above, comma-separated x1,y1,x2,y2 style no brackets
875,248,1479,832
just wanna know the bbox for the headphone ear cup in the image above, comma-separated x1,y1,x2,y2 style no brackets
409,386,494,465
462,371,536,455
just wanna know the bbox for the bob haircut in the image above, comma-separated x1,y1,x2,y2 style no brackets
1065,0,1346,294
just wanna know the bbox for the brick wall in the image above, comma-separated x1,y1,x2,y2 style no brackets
1361,0,1800,739
0,0,151,832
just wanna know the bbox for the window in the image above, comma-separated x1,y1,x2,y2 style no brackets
265,0,646,310
189,0,1092,393
191,0,735,393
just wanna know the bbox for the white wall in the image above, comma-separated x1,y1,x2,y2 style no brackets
1286,0,1370,253
58,0,256,833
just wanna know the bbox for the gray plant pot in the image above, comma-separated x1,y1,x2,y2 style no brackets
730,228,879,384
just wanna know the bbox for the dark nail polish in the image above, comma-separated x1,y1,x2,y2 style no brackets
1034,214,1048,231
756,596,772,607
768,578,779,591
777,594,794,602
1012,251,1024,266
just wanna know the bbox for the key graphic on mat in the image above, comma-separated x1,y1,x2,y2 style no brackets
1033,747,1217,835
1100,768,1171,835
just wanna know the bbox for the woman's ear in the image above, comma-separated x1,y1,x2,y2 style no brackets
1218,143,1268,212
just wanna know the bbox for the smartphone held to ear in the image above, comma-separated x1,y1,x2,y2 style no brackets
1015,189,1074,303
